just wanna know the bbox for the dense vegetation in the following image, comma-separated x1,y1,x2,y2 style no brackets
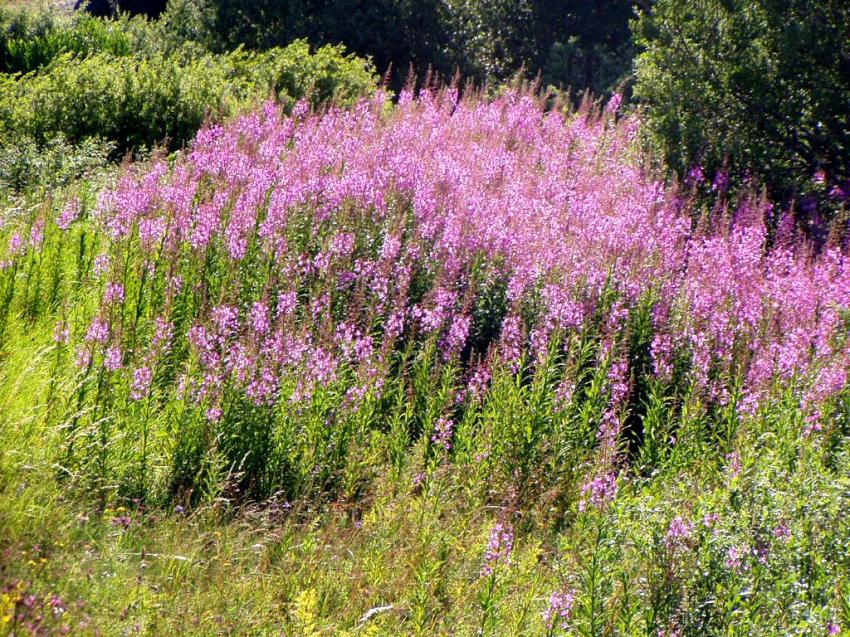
0,43,374,152
633,0,850,217
2,88,850,636
0,1,849,636
0,5,377,193
77,0,637,95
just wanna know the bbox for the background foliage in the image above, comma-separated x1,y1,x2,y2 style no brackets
633,0,850,216
0,42,375,153
77,0,638,95
0,5,377,193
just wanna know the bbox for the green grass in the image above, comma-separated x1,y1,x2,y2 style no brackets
1,295,850,635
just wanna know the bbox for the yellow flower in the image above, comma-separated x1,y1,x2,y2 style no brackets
1,584,25,624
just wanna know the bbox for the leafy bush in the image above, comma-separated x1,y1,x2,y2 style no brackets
3,0,637,97
125,0,218,56
0,41,376,155
261,40,381,110
167,0,636,93
0,134,114,194
544,36,633,98
0,10,133,74
443,0,635,92
633,0,850,211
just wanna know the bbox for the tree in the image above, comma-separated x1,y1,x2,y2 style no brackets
85,0,638,95
633,0,850,210
76,0,167,18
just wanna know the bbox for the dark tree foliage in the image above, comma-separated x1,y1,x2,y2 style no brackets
104,0,638,94
76,0,167,18
633,0,850,213
535,0,636,94
209,0,455,88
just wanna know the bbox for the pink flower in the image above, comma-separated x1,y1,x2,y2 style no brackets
130,366,153,400
53,321,70,344
7,233,23,256
431,416,454,451
211,304,239,336
725,545,749,572
411,471,426,489
726,452,742,479
93,254,110,276
277,291,298,318
578,473,618,512
703,512,719,526
665,516,694,550
543,590,575,631
29,218,45,248
57,198,81,230
79,87,850,446
104,345,123,371
250,301,270,335
331,232,356,257
712,169,729,193
103,281,125,304
481,522,514,576
85,317,110,344
467,365,491,403
686,164,705,186
605,93,623,115
773,522,791,542
75,346,92,368
439,314,471,359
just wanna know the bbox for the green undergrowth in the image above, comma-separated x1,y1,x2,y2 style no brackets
1,259,849,635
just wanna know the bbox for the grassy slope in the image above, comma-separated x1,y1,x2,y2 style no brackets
0,87,848,637
2,282,849,635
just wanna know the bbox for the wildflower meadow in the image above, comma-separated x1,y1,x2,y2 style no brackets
1,2,850,631
0,84,848,635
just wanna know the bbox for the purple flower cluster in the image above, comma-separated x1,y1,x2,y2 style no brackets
543,589,575,632
431,416,455,452
578,472,618,512
665,516,694,550
20,87,847,442
481,522,514,576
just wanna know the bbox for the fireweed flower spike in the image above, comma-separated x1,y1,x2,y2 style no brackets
665,516,694,550
481,522,514,577
578,473,618,512
431,416,455,452
57,198,81,230
543,590,575,632
84,90,850,427
130,366,153,401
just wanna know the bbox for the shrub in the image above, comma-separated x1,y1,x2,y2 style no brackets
169,0,636,92
633,0,850,212
260,40,382,110
0,134,114,194
0,41,377,155
0,10,133,74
